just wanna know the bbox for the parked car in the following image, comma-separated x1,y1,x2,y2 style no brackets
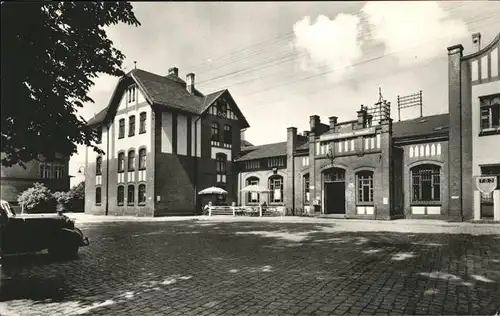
1,212,89,259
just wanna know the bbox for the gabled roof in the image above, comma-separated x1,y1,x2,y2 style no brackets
392,113,449,139
86,68,249,128
236,142,287,161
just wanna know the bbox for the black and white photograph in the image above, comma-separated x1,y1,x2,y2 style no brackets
1,1,500,315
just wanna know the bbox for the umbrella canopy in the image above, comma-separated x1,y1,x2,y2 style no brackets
198,186,228,195
240,184,271,193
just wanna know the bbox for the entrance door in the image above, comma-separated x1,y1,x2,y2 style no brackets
324,168,346,214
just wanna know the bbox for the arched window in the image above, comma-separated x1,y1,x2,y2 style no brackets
129,115,136,137
268,175,283,203
303,174,310,203
127,185,135,205
246,177,260,204
118,152,125,172
356,170,374,204
128,150,135,170
118,118,125,139
117,186,124,206
216,153,227,183
411,164,441,204
95,187,102,205
96,156,102,175
138,184,146,205
211,122,220,141
138,148,147,169
139,112,147,134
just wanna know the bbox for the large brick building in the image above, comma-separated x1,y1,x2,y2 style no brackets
84,32,499,221
84,67,249,216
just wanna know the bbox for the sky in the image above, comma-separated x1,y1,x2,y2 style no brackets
70,1,500,186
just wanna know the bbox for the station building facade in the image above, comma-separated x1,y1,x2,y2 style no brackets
83,32,499,221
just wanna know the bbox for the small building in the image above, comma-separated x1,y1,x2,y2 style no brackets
0,154,70,213
84,67,249,216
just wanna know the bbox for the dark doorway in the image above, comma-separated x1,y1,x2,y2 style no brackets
324,168,346,214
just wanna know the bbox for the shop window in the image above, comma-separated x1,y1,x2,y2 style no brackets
246,177,260,204
268,175,283,203
411,164,441,204
95,187,102,205
117,186,124,206
356,171,374,204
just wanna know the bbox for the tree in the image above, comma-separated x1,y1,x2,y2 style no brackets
1,2,141,167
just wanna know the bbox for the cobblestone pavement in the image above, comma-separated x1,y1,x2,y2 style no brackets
1,219,500,315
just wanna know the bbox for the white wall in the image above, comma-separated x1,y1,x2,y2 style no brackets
471,81,500,176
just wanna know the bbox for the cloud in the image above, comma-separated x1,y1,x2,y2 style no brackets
292,14,363,82
362,1,469,65
291,2,469,80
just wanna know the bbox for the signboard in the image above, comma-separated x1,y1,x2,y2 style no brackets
319,127,376,141
476,176,497,194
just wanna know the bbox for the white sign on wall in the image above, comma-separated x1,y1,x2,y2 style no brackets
476,176,497,194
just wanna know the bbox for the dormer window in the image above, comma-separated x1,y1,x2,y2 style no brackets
127,85,136,103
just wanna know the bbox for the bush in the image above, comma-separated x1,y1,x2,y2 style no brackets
68,181,84,212
17,183,57,214
53,191,72,212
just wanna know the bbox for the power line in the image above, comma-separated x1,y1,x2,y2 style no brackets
183,2,477,74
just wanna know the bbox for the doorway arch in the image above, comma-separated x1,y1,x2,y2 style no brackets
323,167,346,214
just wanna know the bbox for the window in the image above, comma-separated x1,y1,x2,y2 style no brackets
129,115,135,137
304,174,310,203
128,150,135,171
138,148,147,169
96,187,102,205
127,85,136,103
138,184,146,205
96,126,102,144
269,175,283,203
118,119,125,139
211,122,220,142
139,112,147,134
223,124,232,144
480,94,500,131
118,152,125,172
40,164,50,179
54,165,64,179
127,185,135,205
411,165,441,204
245,160,260,170
96,156,102,175
117,186,124,206
246,177,260,204
268,157,285,168
40,163,65,179
216,153,227,183
356,171,374,204
216,102,227,118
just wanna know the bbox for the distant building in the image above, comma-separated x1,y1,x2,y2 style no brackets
448,31,500,221
0,154,70,213
84,67,249,216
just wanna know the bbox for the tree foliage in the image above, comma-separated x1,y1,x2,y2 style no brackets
17,183,57,214
1,2,140,167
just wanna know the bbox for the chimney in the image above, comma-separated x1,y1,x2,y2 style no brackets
329,116,338,130
168,67,179,76
357,105,367,128
186,73,195,94
472,32,481,52
287,127,298,151
309,115,320,133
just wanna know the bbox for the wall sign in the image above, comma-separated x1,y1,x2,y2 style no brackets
319,127,376,141
476,176,497,194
